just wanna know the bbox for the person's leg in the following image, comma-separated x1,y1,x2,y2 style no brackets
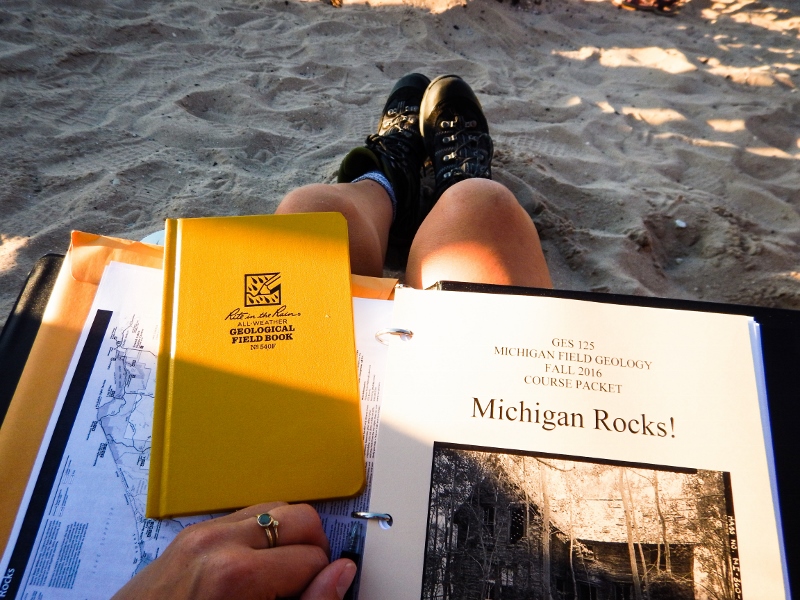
276,73,551,289
405,178,552,289
276,181,392,278
408,74,551,289
276,174,552,288
278,73,433,277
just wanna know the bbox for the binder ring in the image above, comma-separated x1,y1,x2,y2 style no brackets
352,511,393,529
374,328,413,346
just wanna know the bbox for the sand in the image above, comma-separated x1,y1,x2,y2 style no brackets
1,0,799,327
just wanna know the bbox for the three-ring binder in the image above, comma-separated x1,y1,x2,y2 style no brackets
352,511,393,527
374,328,413,345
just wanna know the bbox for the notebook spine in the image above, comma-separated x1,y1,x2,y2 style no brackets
146,219,178,519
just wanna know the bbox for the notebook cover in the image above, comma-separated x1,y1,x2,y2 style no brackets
147,213,365,518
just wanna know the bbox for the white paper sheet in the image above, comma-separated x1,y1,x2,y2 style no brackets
0,262,202,599
360,288,785,600
0,263,392,599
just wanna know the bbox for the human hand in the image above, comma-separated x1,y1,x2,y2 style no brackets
111,502,357,600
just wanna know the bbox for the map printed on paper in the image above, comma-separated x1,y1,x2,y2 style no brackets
0,263,208,599
1,262,391,600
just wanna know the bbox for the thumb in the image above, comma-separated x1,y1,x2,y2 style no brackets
300,558,357,600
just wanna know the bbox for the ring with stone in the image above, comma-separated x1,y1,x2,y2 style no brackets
256,513,280,549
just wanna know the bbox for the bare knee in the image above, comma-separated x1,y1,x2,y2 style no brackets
407,177,551,289
276,181,391,278
277,183,351,215
441,178,516,203
434,178,530,229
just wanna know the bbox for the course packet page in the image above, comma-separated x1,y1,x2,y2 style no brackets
359,287,785,600
0,261,391,599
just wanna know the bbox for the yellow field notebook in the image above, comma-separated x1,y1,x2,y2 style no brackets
146,213,365,518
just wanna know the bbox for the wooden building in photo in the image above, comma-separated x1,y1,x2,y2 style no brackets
422,446,736,600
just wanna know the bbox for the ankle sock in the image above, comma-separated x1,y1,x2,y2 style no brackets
351,170,397,222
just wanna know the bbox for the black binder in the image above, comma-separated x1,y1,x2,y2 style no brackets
435,280,799,598
0,254,64,426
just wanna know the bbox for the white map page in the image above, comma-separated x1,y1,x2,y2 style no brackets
0,261,391,599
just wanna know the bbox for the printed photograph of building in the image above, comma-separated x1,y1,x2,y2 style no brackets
422,444,740,600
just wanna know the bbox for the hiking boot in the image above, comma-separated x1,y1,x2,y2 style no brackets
338,73,431,267
420,75,493,200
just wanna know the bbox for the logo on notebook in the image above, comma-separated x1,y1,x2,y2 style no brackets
245,273,282,307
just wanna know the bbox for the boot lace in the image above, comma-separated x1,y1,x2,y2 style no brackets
377,103,420,137
366,103,423,173
434,115,492,186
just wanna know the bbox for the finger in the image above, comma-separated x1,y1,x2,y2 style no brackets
246,544,331,598
301,558,358,600
229,504,330,553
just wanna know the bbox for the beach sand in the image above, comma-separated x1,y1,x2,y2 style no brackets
1,0,799,327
